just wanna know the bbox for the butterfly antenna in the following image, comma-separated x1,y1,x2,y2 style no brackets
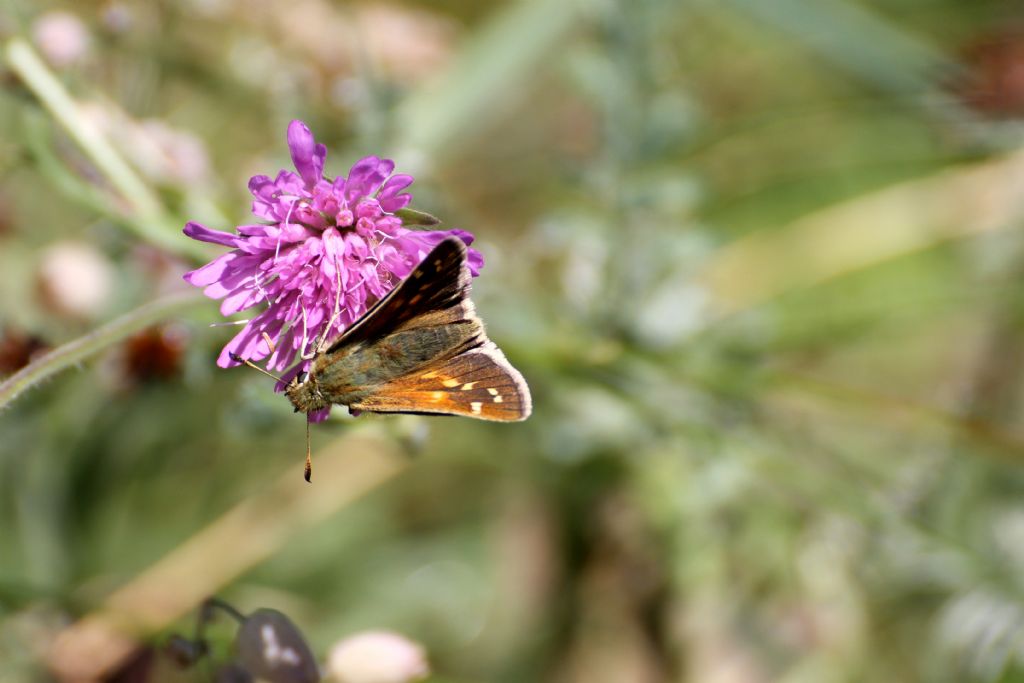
228,352,283,382
304,418,313,483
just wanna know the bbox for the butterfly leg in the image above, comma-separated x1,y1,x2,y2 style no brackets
299,306,317,361
261,332,276,354
317,258,346,353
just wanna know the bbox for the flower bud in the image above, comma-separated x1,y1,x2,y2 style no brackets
32,11,91,68
37,241,114,320
326,631,429,683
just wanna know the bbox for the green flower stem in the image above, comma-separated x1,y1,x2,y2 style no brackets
3,38,205,260
0,291,208,410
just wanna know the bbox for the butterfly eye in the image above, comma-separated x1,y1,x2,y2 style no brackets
298,371,308,383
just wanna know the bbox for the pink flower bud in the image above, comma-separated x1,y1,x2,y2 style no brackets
32,11,91,68
37,241,114,319
326,630,429,683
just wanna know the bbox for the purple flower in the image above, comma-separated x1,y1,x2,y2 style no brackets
183,120,483,418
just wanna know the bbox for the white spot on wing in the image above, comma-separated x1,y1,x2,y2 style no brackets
470,401,482,414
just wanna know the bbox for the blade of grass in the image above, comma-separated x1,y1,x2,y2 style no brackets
698,148,1024,317
0,291,207,411
3,38,205,260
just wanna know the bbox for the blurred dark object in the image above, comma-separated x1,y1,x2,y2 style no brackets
121,325,188,383
167,598,319,683
235,609,319,683
0,327,48,375
104,647,156,683
215,663,255,683
956,26,1024,117
164,634,208,668
0,192,15,237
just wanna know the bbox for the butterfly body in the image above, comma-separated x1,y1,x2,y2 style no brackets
283,238,530,422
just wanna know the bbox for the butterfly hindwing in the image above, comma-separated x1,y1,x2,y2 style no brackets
350,342,531,421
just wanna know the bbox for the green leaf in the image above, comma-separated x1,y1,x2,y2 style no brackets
395,207,442,228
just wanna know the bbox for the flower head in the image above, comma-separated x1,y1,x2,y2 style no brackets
184,121,482,413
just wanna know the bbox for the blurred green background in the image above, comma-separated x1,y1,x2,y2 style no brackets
3,0,1024,681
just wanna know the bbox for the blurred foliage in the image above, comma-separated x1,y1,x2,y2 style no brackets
3,0,1024,681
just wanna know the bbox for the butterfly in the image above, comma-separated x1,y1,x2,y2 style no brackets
233,237,531,480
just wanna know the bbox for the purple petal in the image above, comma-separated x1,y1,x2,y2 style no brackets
447,230,483,273
183,221,242,248
379,193,412,212
398,229,484,276
449,229,475,246
287,120,326,187
183,250,244,287
378,173,413,198
248,174,276,199
359,158,395,197
377,174,413,212
236,224,271,236
268,323,301,372
345,156,395,200
273,169,304,196
217,323,267,368
465,248,484,275
220,285,265,316
308,407,332,423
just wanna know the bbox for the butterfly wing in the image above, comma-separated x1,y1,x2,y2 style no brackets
312,237,531,421
322,237,470,352
350,342,532,421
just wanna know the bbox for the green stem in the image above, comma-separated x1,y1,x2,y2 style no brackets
0,291,208,410
3,38,206,260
